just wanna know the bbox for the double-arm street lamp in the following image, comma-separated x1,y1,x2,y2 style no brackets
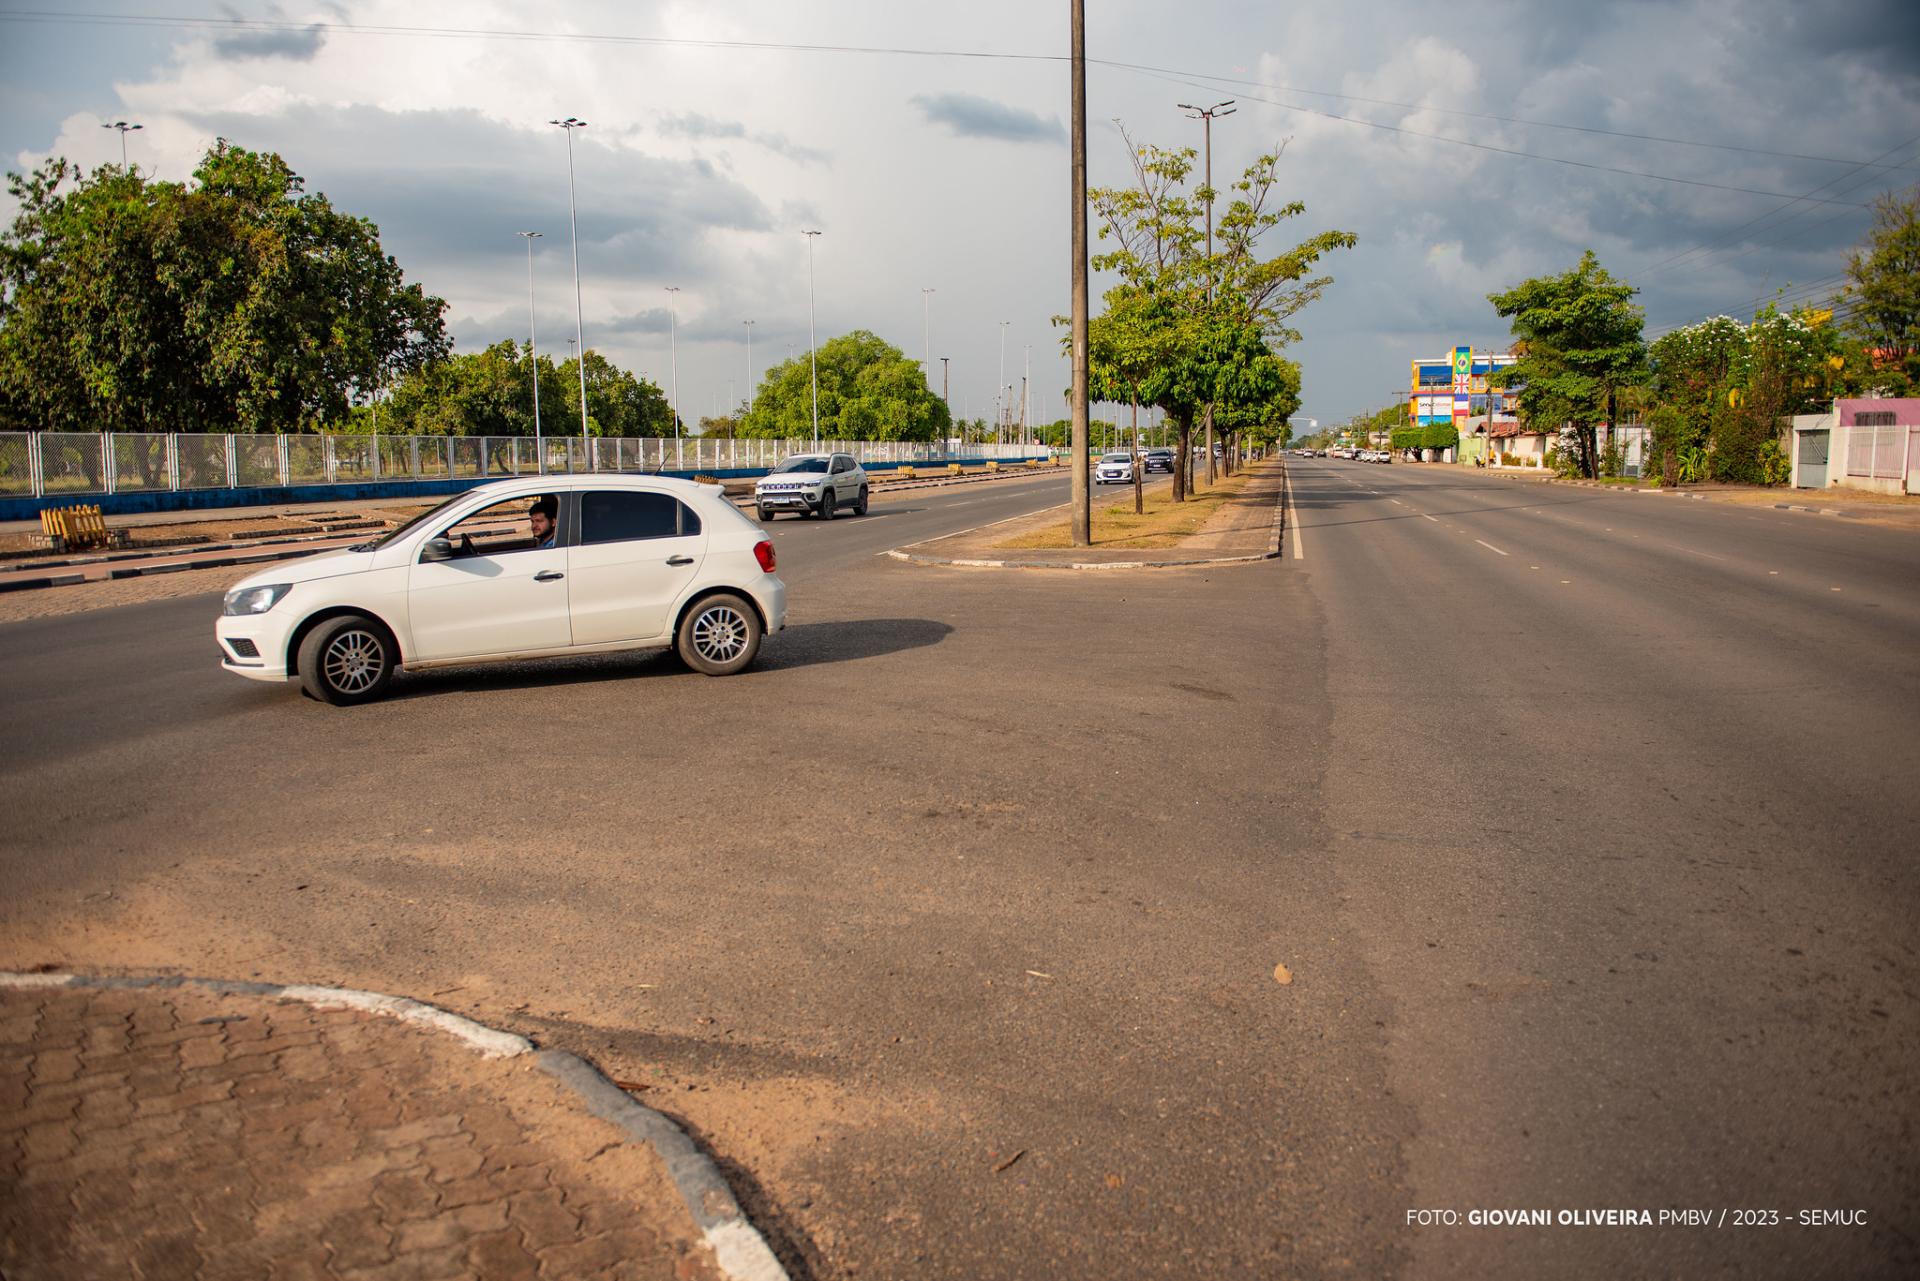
101,120,142,170
550,116,591,461
517,230,545,471
665,286,681,440
804,230,823,453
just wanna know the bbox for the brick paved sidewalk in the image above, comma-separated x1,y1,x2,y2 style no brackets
0,981,728,1281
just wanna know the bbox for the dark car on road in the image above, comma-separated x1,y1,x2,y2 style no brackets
1143,448,1175,474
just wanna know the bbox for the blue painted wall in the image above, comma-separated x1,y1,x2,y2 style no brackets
1,457,1050,522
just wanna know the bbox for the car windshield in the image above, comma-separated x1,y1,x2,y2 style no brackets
360,493,469,551
773,457,830,474
1101,453,1131,462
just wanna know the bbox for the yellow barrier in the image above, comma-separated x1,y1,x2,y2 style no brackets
899,466,916,479
948,463,965,476
40,503,122,551
986,460,1000,472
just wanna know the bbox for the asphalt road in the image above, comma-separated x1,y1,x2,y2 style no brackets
1,459,1914,1279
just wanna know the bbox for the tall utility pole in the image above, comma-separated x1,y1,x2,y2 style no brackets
1178,98,1234,489
550,116,592,463
922,288,936,383
1069,0,1091,545
997,321,1010,447
803,230,823,452
517,231,545,471
101,119,142,169
665,286,681,440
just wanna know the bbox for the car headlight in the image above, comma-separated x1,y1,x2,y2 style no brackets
223,583,291,616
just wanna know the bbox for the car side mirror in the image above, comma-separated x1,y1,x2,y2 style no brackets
420,537,454,562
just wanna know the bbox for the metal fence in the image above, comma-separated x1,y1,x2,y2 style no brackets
1846,424,1907,480
0,432,1036,500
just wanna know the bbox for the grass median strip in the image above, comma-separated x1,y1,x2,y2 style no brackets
993,472,1255,550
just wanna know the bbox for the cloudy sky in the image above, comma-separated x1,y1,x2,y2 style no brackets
3,1,1917,430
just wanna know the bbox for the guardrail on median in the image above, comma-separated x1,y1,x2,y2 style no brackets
0,432,1043,502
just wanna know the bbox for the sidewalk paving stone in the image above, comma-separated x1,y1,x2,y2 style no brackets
0,982,729,1281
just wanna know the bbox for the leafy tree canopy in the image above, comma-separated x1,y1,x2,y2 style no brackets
0,141,448,433
1840,185,1920,394
1489,250,1647,477
738,330,950,442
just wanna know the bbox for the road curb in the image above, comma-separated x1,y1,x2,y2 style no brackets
0,970,790,1281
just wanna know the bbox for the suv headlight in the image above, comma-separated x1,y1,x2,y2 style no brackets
223,583,291,616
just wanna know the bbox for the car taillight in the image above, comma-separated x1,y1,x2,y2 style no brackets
753,539,776,573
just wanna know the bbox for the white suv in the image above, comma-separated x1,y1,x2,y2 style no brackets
754,452,869,520
216,475,787,705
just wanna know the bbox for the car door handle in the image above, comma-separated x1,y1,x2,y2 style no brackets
534,570,565,581
666,555,695,566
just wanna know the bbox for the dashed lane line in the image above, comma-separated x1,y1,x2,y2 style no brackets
1475,539,1511,557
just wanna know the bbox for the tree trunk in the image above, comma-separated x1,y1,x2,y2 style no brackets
1204,407,1216,488
1131,393,1143,516
1173,421,1190,502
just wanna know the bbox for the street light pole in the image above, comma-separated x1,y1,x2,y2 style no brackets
921,288,935,383
997,320,1009,446
743,319,755,409
1023,344,1031,448
550,116,592,466
803,230,823,453
101,120,143,170
665,286,681,440
517,231,545,471
1178,98,1234,489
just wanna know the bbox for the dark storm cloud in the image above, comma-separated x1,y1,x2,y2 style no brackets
212,24,326,61
176,104,776,286
911,93,1064,144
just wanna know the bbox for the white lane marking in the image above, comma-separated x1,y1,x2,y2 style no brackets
1475,539,1510,556
1390,498,1405,506
1669,545,1729,562
1285,467,1305,560
1421,514,1439,523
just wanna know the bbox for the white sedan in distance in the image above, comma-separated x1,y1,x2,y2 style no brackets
1095,451,1136,484
216,475,786,705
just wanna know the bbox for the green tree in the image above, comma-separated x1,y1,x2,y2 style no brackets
1086,131,1353,499
0,142,447,435
739,330,949,442
1489,251,1647,478
1840,185,1920,394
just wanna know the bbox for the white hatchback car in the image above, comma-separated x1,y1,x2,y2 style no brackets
216,475,787,705
1095,451,1136,484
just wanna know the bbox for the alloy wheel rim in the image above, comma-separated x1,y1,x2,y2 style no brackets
323,629,382,694
692,607,748,663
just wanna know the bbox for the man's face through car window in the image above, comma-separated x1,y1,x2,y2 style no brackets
529,497,558,548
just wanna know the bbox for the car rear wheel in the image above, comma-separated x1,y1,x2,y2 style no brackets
298,614,395,706
854,486,869,516
676,594,762,676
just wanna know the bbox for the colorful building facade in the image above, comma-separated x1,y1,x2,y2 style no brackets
1409,346,1519,462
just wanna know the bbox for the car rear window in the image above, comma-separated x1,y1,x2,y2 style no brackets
580,490,695,543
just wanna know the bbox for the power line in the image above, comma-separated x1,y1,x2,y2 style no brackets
7,8,1909,185
1638,134,1920,277
1110,61,1918,173
1120,65,1875,210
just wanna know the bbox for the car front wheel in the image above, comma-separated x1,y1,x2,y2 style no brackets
818,490,837,520
676,594,762,676
298,614,395,705
758,505,775,521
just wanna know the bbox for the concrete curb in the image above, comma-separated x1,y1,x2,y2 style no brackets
885,467,1285,570
0,970,790,1281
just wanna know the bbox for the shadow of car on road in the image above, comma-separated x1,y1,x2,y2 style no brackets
380,617,954,701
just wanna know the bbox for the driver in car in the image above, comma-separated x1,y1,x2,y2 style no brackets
529,495,558,549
